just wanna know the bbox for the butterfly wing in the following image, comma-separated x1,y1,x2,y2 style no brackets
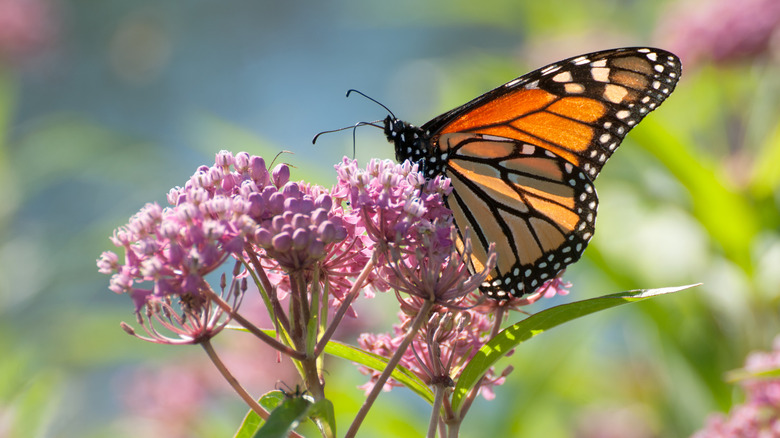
440,133,596,299
424,47,681,181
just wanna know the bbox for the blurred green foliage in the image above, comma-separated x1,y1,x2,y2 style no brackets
2,0,779,437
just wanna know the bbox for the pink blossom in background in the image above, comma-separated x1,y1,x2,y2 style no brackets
0,0,56,64
656,0,780,66
693,337,780,437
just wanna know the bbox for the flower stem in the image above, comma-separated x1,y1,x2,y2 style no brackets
427,383,447,438
202,286,305,360
201,339,266,419
244,248,292,334
345,298,434,438
202,339,306,437
447,421,460,438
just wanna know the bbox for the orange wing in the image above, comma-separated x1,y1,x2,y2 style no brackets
426,48,681,181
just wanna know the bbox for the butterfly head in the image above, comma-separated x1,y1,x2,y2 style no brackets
383,115,438,172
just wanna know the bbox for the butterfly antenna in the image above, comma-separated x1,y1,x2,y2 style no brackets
345,89,396,118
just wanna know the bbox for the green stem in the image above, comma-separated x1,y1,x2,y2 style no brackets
345,299,435,438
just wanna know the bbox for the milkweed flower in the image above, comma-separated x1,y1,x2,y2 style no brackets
693,336,780,437
248,181,346,271
99,151,282,312
98,197,253,311
99,151,362,309
120,268,247,345
356,225,503,398
334,157,463,294
334,157,452,249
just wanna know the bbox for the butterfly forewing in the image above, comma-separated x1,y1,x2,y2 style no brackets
427,47,682,180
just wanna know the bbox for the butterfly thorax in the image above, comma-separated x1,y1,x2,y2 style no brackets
383,116,446,178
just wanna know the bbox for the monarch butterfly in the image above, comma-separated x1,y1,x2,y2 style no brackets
358,47,681,299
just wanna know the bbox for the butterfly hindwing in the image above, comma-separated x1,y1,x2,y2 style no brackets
441,133,596,299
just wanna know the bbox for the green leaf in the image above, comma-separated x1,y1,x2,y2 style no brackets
233,409,263,438
632,121,759,271
308,398,337,438
322,339,435,404
253,395,313,438
233,391,287,438
451,285,697,413
749,121,780,199
726,366,780,383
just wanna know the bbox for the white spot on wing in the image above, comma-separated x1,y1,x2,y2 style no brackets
505,78,523,87
604,84,628,103
591,67,610,82
552,71,573,82
564,83,585,94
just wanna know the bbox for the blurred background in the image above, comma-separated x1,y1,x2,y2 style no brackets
2,0,780,436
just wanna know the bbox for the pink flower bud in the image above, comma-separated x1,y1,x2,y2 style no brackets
314,194,332,211
271,232,292,252
249,156,268,185
291,229,310,250
254,228,273,248
272,164,290,188
318,221,336,243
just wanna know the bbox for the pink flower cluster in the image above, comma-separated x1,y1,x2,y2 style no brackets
98,151,349,312
693,337,780,437
334,157,452,249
